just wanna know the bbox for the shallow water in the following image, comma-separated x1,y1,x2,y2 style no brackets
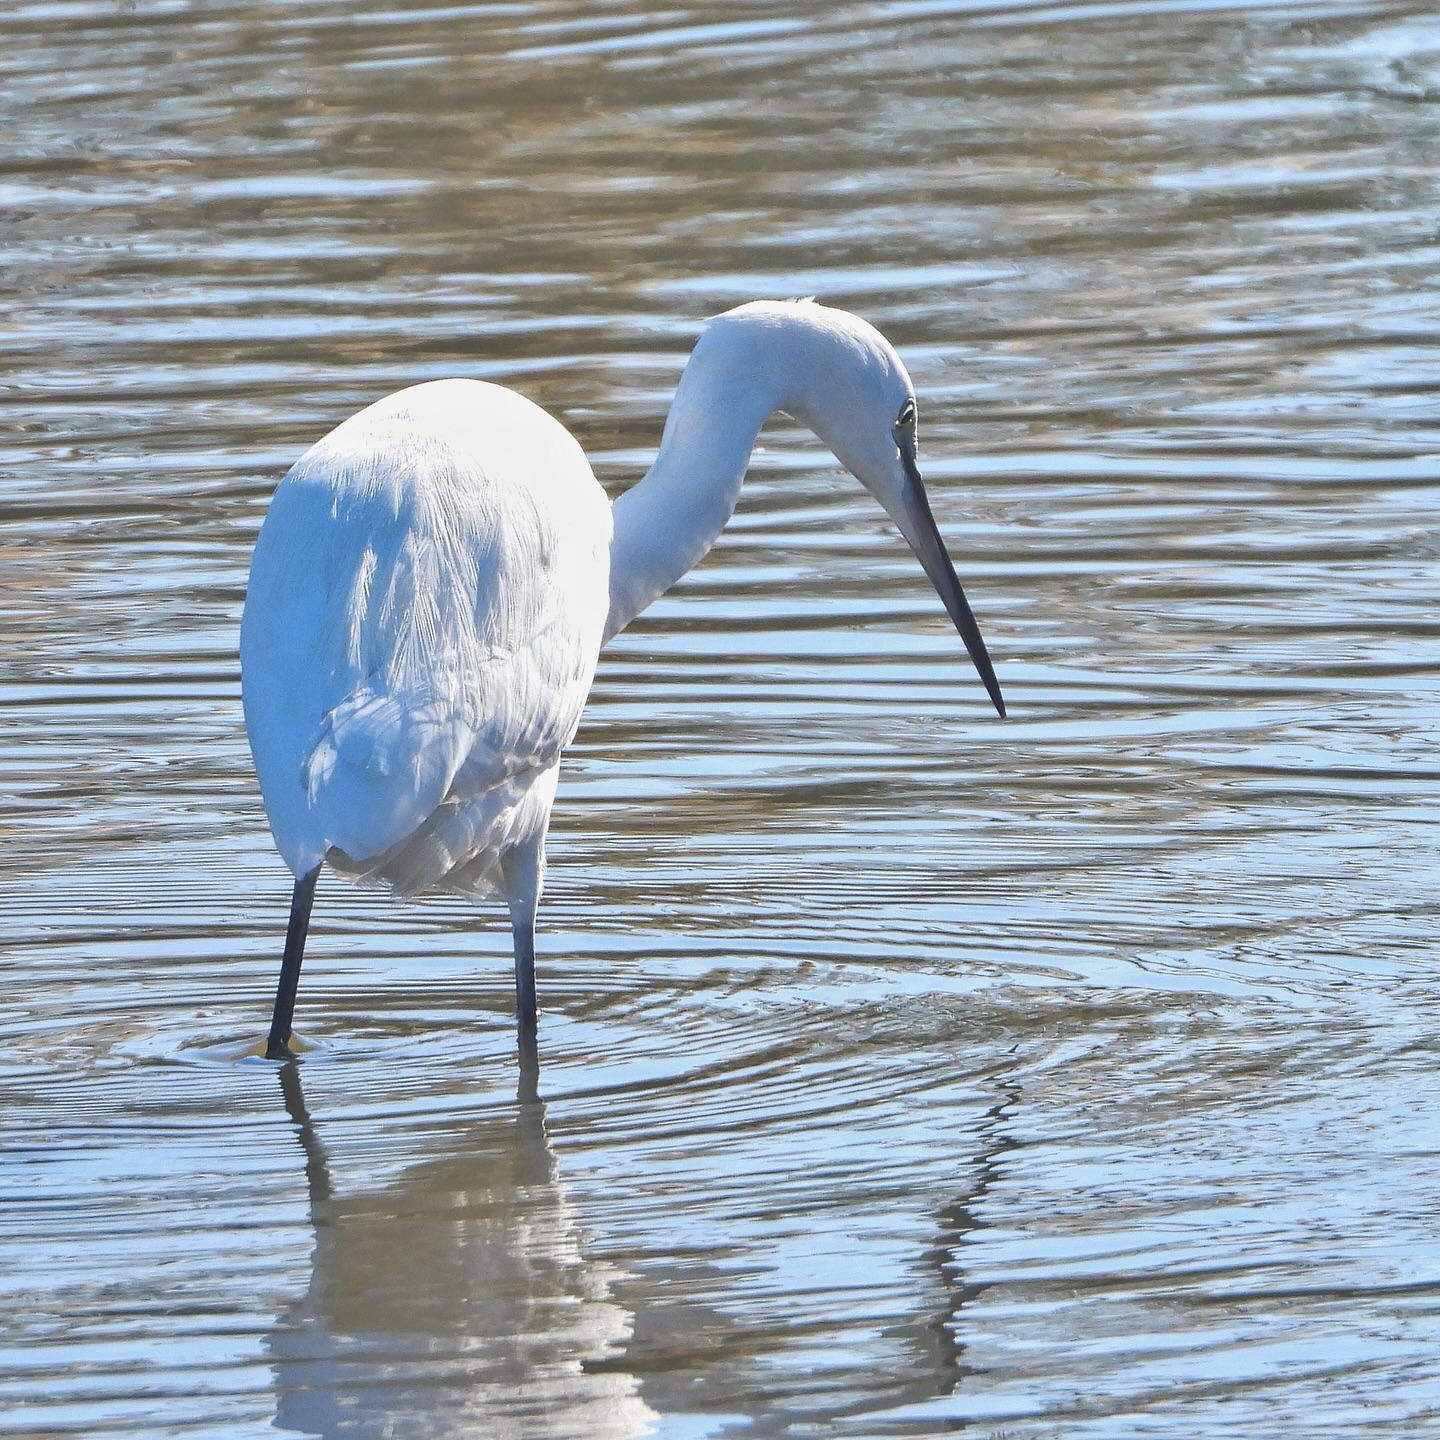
3,0,1440,1435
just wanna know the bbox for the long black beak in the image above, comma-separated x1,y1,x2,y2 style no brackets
894,450,1006,718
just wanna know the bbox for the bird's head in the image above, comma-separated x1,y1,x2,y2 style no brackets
716,300,1006,718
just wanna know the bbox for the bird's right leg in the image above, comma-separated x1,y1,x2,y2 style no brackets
507,887,539,1040
503,865,543,1103
266,864,321,1060
501,841,544,1041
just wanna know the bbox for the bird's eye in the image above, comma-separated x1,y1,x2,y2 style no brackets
895,398,917,434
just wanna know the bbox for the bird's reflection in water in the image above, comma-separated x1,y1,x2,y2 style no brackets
267,1039,655,1440
595,1080,1015,1431
903,1079,1017,1392
270,1040,1013,1436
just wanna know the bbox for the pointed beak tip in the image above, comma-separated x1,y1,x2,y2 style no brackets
980,676,1006,719
893,460,1007,722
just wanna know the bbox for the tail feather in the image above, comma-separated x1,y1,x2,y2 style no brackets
327,764,558,900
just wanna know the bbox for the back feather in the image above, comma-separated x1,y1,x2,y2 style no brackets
241,379,611,885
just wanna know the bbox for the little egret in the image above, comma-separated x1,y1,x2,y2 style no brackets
241,299,1005,1058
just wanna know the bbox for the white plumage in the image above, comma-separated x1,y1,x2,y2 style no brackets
242,379,608,899
241,300,1004,1058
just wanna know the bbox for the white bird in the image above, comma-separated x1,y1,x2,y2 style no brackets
240,299,1005,1059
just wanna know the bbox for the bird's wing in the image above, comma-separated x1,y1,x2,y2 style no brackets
241,382,610,875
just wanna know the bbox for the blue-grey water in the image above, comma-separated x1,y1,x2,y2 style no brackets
3,2,1439,1436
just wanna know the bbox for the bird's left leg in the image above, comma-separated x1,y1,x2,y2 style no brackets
266,863,321,1060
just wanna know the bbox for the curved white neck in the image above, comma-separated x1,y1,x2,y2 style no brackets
604,335,789,643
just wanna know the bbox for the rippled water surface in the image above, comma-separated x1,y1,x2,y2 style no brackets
4,1,1440,1435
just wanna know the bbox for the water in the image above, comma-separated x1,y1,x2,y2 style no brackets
3,1,1439,1434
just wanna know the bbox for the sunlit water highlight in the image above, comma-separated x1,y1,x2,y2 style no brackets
3,1,1439,1436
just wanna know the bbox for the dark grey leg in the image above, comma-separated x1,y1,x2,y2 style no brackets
266,864,321,1060
502,838,544,1043
510,900,538,1040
